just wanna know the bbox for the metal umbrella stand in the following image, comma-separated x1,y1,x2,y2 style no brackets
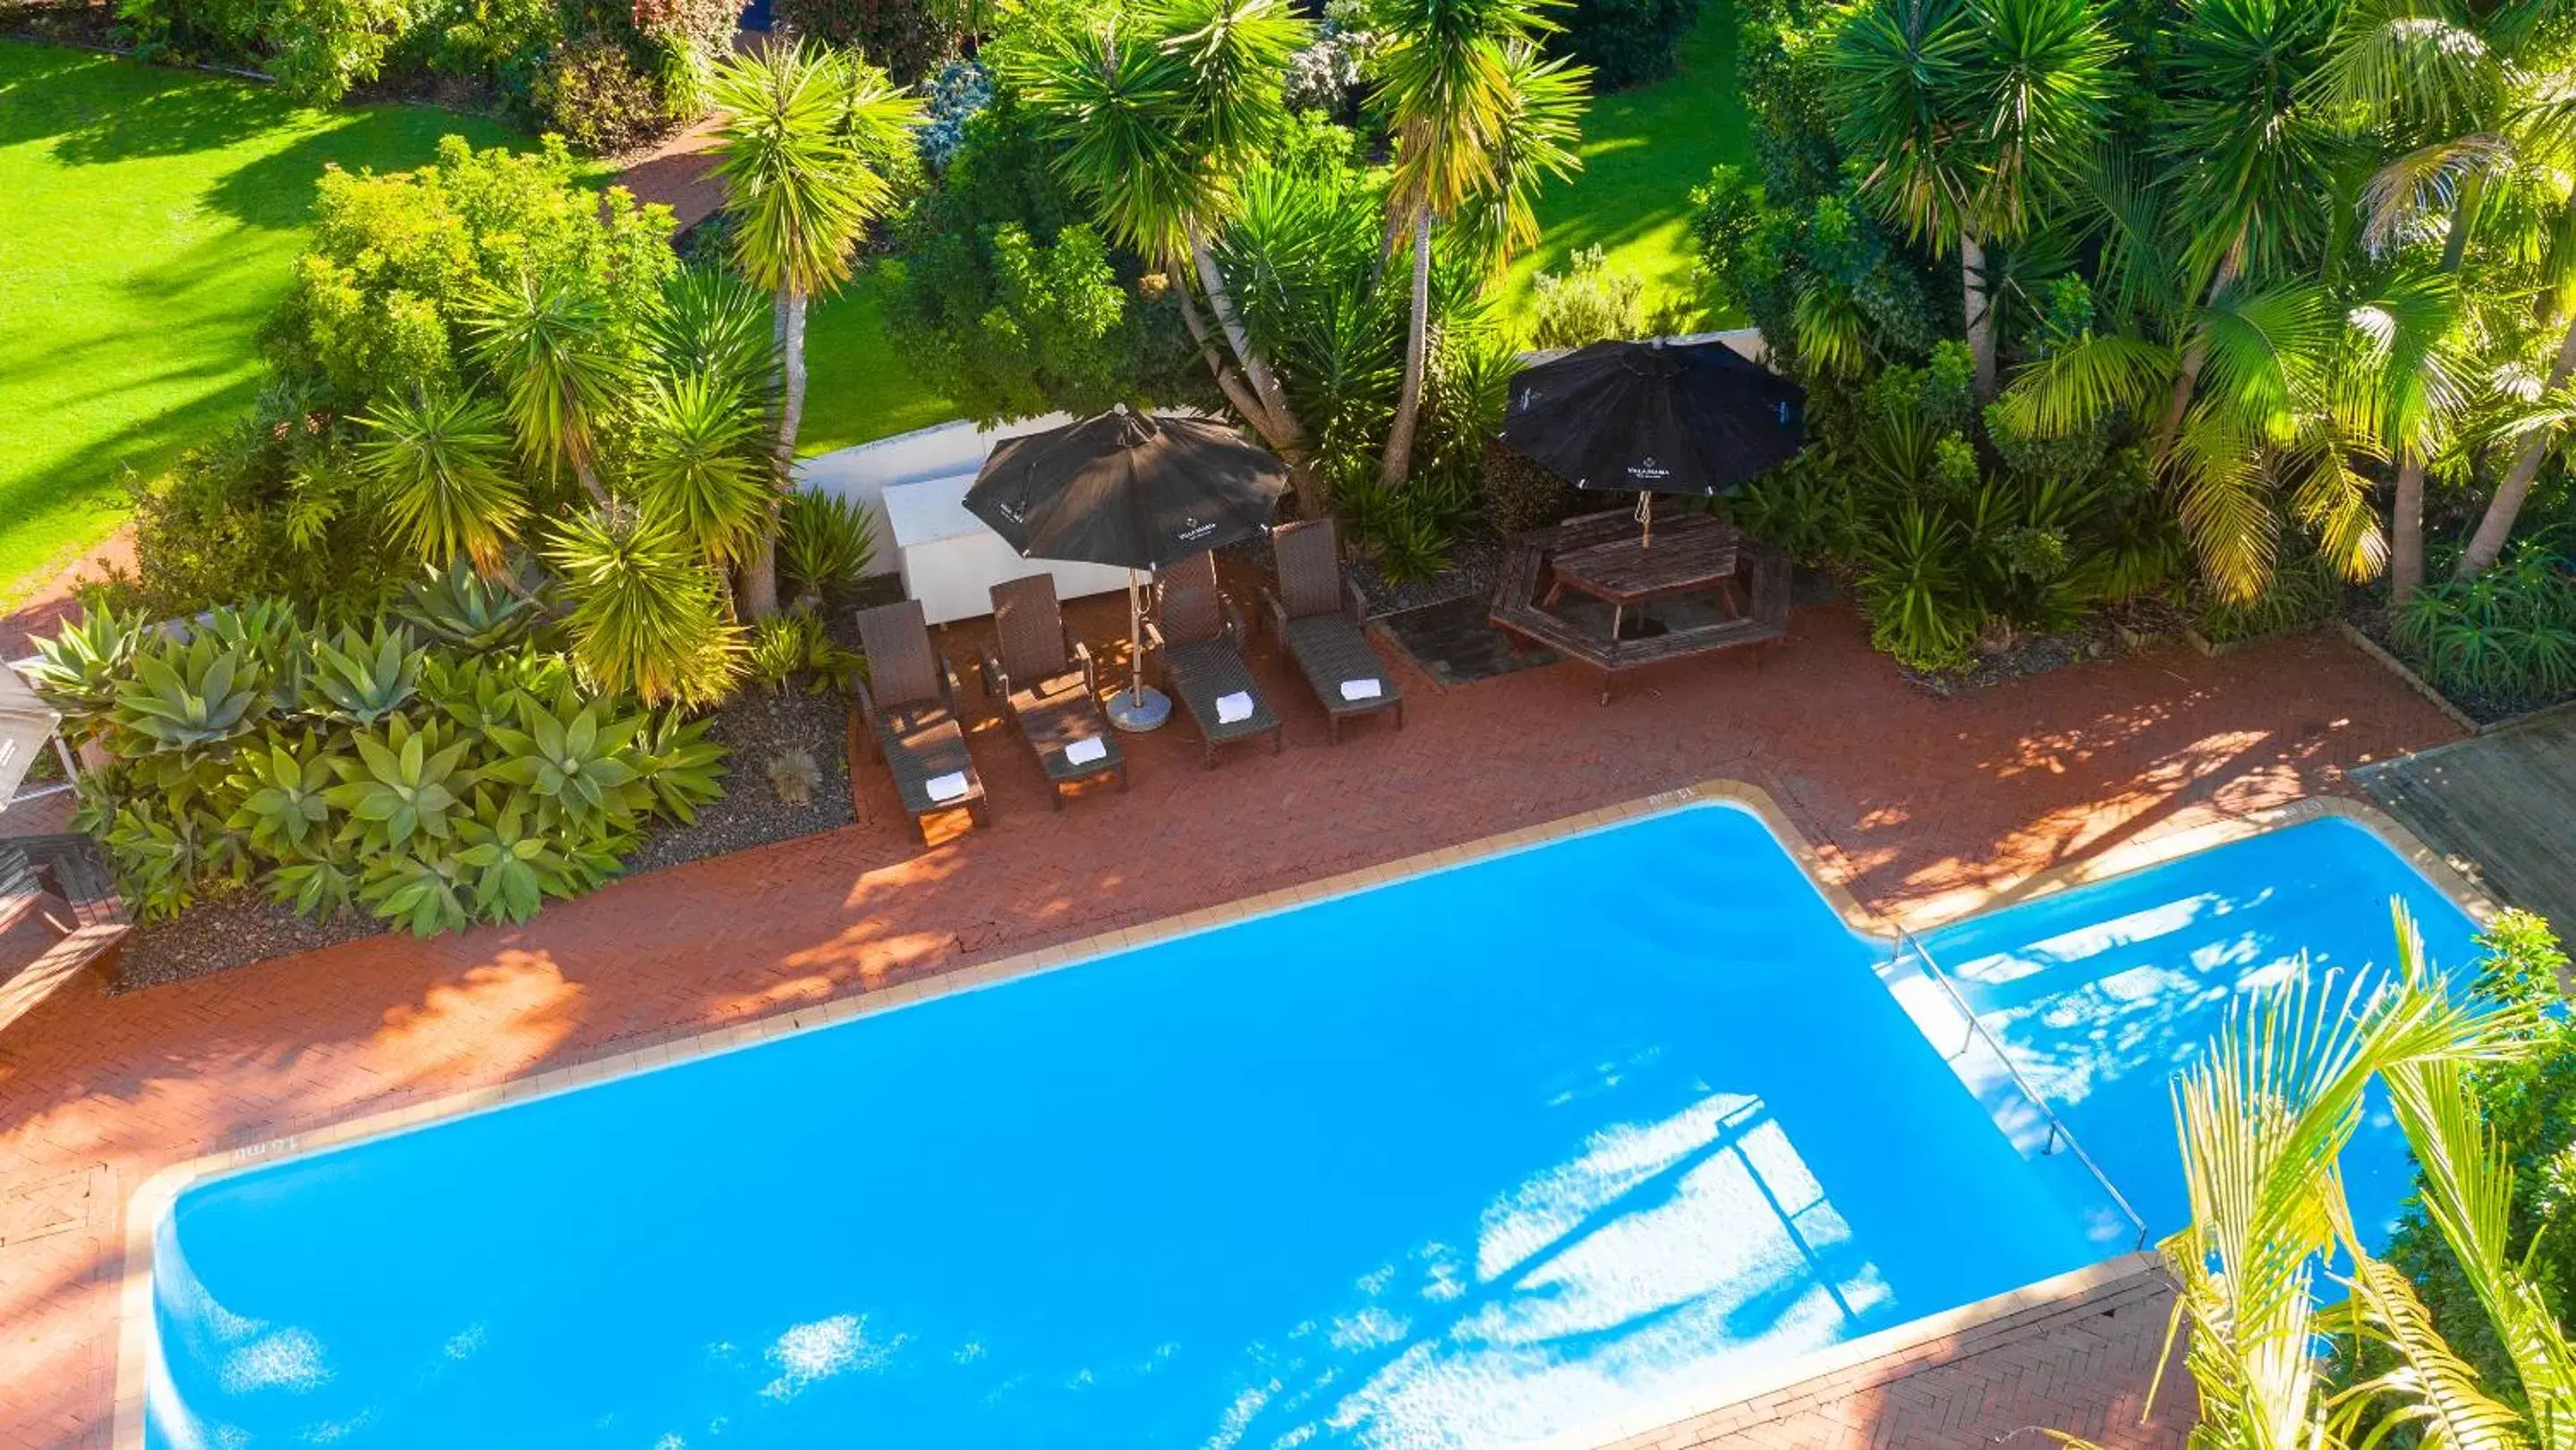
965,405,1289,732
1500,337,1807,542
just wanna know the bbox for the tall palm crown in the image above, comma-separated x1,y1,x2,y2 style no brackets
1373,0,1560,222
466,270,628,495
708,42,917,302
2162,0,2347,287
1007,0,1308,265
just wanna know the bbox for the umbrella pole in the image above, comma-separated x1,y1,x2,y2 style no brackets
1127,567,1146,705
1636,492,1654,548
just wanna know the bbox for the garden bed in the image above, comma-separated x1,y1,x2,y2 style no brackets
1896,598,2194,697
110,685,860,991
2341,607,2575,730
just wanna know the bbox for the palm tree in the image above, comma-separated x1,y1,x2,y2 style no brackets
1370,0,1582,484
467,270,628,505
1829,0,2119,404
708,40,920,617
354,389,527,574
1007,0,1316,478
2349,270,2478,603
2057,906,2568,1450
629,372,772,567
545,502,743,707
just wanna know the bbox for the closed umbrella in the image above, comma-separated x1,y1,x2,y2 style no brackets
966,405,1288,729
1500,338,1806,544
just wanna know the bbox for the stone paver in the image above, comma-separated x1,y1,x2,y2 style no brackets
0,599,2456,1447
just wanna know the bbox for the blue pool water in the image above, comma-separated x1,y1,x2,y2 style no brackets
149,805,2117,1450
1915,816,2481,1246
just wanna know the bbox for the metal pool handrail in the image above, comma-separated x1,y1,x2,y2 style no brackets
1893,930,2152,1252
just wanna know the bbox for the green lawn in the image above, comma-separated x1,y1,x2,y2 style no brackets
1498,2,1752,332
0,41,539,604
799,270,962,456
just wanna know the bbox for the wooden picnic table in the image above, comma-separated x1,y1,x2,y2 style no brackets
1543,505,1742,641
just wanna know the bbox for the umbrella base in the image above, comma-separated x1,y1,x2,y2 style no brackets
1105,687,1173,733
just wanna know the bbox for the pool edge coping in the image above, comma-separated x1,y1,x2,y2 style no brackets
106,780,2473,1448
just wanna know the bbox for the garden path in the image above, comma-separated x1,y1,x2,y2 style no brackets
0,600,2455,1447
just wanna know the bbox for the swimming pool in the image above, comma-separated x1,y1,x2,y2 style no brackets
1911,815,2482,1248
142,802,2124,1450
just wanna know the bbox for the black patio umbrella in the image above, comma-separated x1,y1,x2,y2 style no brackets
966,405,1288,726
1500,338,1806,544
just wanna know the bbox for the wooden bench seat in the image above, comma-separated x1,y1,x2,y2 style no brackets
1489,534,1792,703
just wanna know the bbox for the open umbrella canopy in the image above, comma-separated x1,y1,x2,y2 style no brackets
966,407,1289,571
1500,339,1806,497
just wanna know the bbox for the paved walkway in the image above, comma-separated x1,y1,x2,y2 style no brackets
0,601,2454,1447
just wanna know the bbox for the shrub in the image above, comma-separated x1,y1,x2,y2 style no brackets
2392,548,2576,711
775,0,955,82
531,34,676,156
745,608,863,694
914,59,993,173
1527,245,1647,350
1551,0,1700,91
2193,548,2342,645
1337,474,1458,586
36,605,730,933
2376,911,2576,1404
778,489,880,609
1283,0,1380,117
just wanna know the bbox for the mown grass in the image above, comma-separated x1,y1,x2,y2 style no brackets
0,41,537,603
1497,3,1753,334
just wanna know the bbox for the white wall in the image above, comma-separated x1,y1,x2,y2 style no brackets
792,414,1073,576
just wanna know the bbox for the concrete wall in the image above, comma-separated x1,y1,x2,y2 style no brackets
791,414,1074,576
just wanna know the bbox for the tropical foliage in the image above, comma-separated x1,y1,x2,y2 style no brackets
2063,905,2575,1450
1705,0,2576,678
31,597,725,934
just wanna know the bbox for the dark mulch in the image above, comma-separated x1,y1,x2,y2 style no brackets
115,889,384,992
111,680,858,990
1348,535,1505,618
628,686,854,872
1378,594,1559,687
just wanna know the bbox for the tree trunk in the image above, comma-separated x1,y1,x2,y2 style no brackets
2391,453,2427,605
2458,309,2576,576
1378,208,1434,487
742,286,807,619
2439,169,2485,274
1961,234,1996,404
1175,285,1281,444
1189,229,1297,447
2152,246,2244,456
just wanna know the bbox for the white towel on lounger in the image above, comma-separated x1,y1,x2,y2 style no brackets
1215,690,1254,724
1064,735,1108,765
1340,678,1382,701
926,771,971,802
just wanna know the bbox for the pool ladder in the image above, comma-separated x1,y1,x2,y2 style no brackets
1892,931,2153,1252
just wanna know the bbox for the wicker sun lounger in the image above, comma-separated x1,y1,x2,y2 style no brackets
979,574,1127,808
854,600,990,842
1148,553,1283,766
1260,518,1403,744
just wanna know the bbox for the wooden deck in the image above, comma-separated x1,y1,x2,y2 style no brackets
2351,702,2576,939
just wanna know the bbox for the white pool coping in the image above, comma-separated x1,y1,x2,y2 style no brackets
110,780,2490,1449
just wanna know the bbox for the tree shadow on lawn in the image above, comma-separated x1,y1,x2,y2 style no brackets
2,42,522,229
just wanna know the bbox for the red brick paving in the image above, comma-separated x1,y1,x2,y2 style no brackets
1599,1261,2190,1450
0,598,2454,1447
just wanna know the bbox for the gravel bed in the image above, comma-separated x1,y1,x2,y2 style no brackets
628,686,855,872
116,891,385,992
1348,534,1505,618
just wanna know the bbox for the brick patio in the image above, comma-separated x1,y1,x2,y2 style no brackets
0,599,2453,1448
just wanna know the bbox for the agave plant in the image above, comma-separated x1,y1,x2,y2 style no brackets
397,559,539,652
304,624,426,726
111,633,269,753
101,799,248,923
483,688,649,830
326,714,475,849
265,850,361,922
359,848,475,937
225,734,344,857
637,709,728,825
455,789,579,925
22,605,146,740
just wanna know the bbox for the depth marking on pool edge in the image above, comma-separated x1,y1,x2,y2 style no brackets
106,780,2488,1450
